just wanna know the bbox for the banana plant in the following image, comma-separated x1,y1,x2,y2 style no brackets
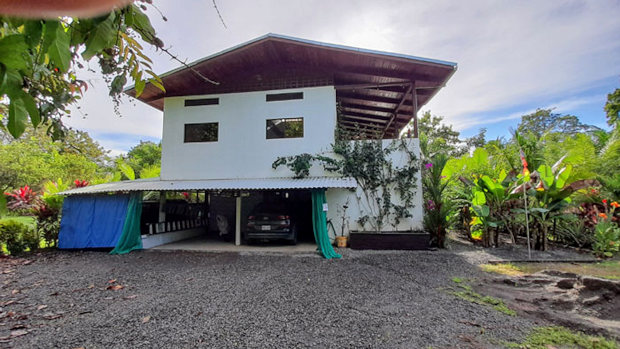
521,162,598,250
469,170,520,247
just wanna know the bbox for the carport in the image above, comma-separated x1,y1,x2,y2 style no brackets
59,177,355,258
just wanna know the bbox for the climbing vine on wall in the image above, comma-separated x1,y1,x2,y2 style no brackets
272,127,419,232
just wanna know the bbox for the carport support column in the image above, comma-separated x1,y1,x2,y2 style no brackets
158,191,166,222
235,196,242,246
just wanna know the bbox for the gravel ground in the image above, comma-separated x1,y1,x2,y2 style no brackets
0,245,550,349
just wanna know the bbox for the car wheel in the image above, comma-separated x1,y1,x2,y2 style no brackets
289,225,298,245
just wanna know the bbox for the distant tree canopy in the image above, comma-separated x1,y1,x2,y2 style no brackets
0,124,110,191
415,111,486,158
516,108,600,138
605,88,620,127
124,140,161,175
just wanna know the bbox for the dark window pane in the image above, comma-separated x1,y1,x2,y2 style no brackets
184,123,218,142
184,98,219,106
266,118,303,139
266,92,303,102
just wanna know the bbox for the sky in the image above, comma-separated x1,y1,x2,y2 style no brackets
63,0,620,155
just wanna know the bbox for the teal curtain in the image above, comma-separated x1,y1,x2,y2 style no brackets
110,192,143,255
311,189,342,259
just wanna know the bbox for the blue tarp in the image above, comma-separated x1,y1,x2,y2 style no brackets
58,195,130,249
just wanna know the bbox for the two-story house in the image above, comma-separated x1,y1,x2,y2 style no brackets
58,34,457,256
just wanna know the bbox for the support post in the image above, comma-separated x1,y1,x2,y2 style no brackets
158,191,166,223
235,196,242,246
412,85,419,138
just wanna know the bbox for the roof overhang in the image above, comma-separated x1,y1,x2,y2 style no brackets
59,177,357,196
125,33,457,139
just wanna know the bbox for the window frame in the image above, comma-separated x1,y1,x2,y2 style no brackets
184,122,219,143
265,117,304,140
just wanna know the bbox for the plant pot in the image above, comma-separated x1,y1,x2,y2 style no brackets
349,231,430,250
335,236,348,248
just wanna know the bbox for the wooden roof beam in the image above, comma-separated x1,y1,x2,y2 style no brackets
382,83,413,138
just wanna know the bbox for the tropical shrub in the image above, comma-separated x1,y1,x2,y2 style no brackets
4,185,38,213
0,219,36,255
593,200,620,258
422,154,452,248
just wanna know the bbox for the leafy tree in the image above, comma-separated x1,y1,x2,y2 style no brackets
0,2,166,139
516,108,599,138
604,88,619,127
0,124,106,191
415,111,486,158
124,140,161,174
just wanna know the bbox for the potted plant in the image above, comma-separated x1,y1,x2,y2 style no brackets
332,200,350,248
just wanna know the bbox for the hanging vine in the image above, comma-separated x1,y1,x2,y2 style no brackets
272,127,419,232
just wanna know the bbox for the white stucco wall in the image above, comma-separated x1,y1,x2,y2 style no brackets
161,86,337,180
325,138,424,234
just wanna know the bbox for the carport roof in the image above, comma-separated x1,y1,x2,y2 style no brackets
59,177,357,196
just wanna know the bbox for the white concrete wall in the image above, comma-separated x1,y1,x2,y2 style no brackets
325,138,424,235
161,86,337,180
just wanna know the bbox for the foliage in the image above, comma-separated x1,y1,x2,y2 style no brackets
592,200,620,258
415,111,486,158
124,140,161,175
505,326,618,349
605,88,620,127
273,134,419,233
0,2,166,139
524,163,596,250
4,185,37,212
0,219,37,255
0,125,107,191
516,108,600,139
332,138,419,232
422,153,452,248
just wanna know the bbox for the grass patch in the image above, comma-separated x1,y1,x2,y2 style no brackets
480,263,525,276
513,261,620,280
0,216,36,229
505,326,618,349
448,279,516,316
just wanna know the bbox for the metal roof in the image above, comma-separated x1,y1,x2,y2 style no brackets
125,33,457,139
59,177,357,196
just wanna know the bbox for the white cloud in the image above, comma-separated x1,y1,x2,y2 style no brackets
67,0,620,151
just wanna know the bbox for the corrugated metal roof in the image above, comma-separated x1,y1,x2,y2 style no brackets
59,177,357,196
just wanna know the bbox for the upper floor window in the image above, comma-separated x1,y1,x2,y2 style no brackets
266,118,304,139
184,122,218,143
184,98,219,106
266,92,303,102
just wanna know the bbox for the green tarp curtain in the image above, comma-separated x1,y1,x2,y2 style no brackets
311,189,341,259
110,192,143,255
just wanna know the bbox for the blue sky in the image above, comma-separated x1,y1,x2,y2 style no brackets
64,0,620,155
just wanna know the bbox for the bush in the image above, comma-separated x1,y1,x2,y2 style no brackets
593,221,620,258
0,219,38,255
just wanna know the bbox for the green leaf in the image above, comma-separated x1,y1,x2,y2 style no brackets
134,79,146,97
23,20,43,48
0,34,29,70
8,98,28,138
473,204,489,217
538,164,554,190
148,78,165,92
117,161,135,181
555,165,572,189
47,23,71,72
20,93,40,128
82,13,117,60
127,5,157,43
472,189,486,206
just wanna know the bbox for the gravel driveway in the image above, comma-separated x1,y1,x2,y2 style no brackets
1,246,540,348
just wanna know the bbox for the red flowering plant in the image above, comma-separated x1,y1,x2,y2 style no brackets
593,199,620,258
4,186,38,214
